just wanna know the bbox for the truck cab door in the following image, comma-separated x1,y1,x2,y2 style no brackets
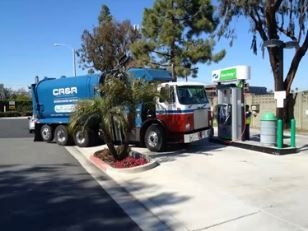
157,85,176,112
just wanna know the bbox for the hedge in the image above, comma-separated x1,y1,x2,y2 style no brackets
0,100,32,117
0,111,32,117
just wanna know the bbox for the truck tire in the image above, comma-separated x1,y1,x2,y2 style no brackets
73,129,91,147
40,125,53,142
144,124,165,152
54,125,72,146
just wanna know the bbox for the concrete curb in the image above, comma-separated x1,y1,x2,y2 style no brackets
210,137,299,155
89,154,159,174
0,116,29,119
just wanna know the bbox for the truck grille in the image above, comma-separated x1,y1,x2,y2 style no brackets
194,109,209,129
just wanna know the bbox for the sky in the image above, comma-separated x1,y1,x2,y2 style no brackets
0,0,307,92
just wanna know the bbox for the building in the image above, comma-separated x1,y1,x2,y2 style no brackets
205,84,267,99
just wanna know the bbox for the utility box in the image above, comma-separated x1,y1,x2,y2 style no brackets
251,104,260,113
260,112,277,146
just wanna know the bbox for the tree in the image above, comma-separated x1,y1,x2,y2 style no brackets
216,0,308,126
1,87,30,101
69,68,160,160
131,0,226,81
77,5,140,73
1,87,14,99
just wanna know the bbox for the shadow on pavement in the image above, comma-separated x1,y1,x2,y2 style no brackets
298,144,308,152
0,164,141,231
145,140,226,164
0,163,189,231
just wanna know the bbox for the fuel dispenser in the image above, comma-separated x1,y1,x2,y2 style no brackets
216,85,243,140
212,65,251,141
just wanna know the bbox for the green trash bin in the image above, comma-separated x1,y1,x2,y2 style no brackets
260,112,277,145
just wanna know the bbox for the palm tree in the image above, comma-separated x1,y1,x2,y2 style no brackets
69,69,160,160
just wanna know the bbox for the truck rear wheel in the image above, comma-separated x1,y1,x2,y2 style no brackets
73,129,91,147
40,125,53,142
144,124,165,152
54,125,72,146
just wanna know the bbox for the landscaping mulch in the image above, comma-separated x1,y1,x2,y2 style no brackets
94,148,148,168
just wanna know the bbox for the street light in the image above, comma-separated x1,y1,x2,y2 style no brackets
263,39,297,90
263,39,285,48
53,43,76,77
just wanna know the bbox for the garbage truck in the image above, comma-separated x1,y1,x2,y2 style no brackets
30,67,213,151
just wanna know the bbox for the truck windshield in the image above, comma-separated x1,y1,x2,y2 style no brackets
177,86,209,105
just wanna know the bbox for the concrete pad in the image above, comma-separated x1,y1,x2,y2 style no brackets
67,140,308,231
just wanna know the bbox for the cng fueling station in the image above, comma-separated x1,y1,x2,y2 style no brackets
211,65,298,155
212,65,250,141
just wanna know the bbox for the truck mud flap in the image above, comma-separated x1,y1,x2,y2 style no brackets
34,124,43,141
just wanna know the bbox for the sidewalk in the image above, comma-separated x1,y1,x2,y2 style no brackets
66,138,308,231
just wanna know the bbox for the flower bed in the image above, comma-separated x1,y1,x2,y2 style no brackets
94,148,149,169
112,155,148,168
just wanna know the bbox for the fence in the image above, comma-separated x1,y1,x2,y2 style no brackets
0,100,32,116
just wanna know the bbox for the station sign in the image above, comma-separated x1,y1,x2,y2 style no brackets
274,91,286,108
212,65,251,83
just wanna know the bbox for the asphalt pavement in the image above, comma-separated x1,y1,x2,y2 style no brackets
66,130,308,231
0,118,142,231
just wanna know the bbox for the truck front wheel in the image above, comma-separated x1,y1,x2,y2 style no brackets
54,125,72,146
144,124,165,152
40,125,53,142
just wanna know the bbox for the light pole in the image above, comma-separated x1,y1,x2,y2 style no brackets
263,39,298,148
53,43,76,77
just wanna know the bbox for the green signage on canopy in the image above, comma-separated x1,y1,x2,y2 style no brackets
212,65,251,83
220,68,237,81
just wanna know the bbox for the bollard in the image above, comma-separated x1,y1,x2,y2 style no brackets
290,119,296,148
277,119,283,149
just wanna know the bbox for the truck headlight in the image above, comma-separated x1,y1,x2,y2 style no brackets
185,123,191,131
